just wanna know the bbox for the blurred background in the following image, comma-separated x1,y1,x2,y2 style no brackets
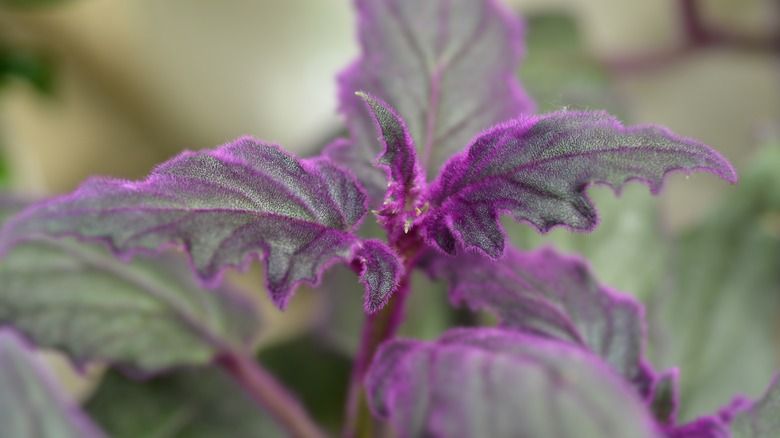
1,0,779,432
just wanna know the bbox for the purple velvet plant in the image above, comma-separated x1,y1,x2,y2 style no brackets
0,0,776,437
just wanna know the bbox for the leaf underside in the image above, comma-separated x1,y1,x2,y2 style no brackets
422,111,737,257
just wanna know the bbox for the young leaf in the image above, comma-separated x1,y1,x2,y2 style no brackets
327,0,534,203
85,367,286,438
421,245,654,396
421,111,737,257
0,328,107,438
356,92,423,219
365,328,661,438
0,138,402,312
730,374,780,437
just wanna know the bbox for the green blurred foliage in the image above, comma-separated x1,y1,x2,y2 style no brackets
85,367,286,438
258,334,352,433
0,0,70,8
654,142,780,421
520,13,621,115
0,48,55,95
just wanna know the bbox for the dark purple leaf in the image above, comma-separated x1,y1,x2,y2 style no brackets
328,0,534,203
365,327,661,438
356,92,424,221
0,138,402,312
422,245,655,397
421,111,738,257
0,328,107,438
355,239,403,312
652,370,680,427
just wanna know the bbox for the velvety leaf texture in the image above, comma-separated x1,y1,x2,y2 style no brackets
327,0,534,203
0,138,402,312
0,329,107,438
357,92,423,212
730,374,780,438
86,367,286,438
421,111,737,257
422,245,654,397
366,328,661,438
1,194,262,371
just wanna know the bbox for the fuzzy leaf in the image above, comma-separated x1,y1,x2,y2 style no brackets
0,138,402,312
86,367,286,438
731,374,780,437
327,0,534,202
357,92,423,213
366,328,661,438
422,246,654,396
421,111,737,257
0,195,259,372
0,329,107,438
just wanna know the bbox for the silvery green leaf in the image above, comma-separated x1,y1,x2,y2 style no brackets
0,328,107,438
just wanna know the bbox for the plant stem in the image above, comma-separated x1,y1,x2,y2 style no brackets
217,350,328,438
343,270,412,438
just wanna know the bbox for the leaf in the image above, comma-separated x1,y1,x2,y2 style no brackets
731,373,780,438
327,0,534,203
257,334,352,432
365,327,661,438
507,184,668,303
85,366,286,438
0,328,107,438
650,369,680,427
0,195,260,373
421,245,655,397
356,92,424,220
651,143,780,421
0,138,403,312
421,111,737,257
0,47,55,94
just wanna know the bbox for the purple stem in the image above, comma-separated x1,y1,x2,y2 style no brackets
217,350,328,438
344,231,423,438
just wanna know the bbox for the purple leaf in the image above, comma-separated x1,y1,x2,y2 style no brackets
355,239,404,313
365,327,662,438
328,0,534,203
421,111,738,257
421,245,655,397
357,92,424,220
0,138,402,312
0,328,108,438
666,417,732,438
652,369,681,427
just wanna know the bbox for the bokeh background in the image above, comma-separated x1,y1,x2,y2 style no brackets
1,0,779,433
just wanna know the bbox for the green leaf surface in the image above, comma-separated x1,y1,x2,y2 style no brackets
0,48,55,94
85,366,285,438
731,374,780,438
654,143,780,421
0,197,261,373
258,334,351,432
0,329,107,438
520,13,619,114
